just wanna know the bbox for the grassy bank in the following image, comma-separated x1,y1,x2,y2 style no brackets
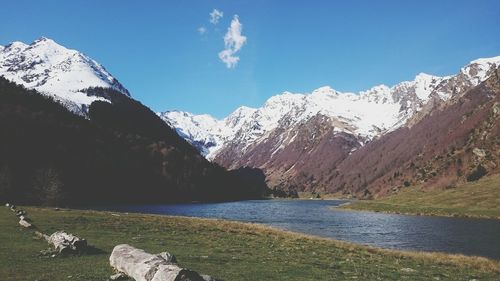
342,174,500,219
1,207,499,281
297,192,343,200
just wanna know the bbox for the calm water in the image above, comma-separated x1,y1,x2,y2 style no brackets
97,199,500,260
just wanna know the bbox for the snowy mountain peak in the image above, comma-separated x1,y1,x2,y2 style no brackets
264,91,304,107
415,72,437,80
469,55,500,66
370,84,391,92
460,56,500,86
227,106,256,122
160,55,500,161
27,37,73,56
311,86,338,96
31,36,58,46
158,110,227,158
225,106,257,133
412,72,444,100
4,41,28,52
0,37,130,114
359,84,392,103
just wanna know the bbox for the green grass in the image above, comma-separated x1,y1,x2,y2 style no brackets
342,174,500,219
0,206,499,281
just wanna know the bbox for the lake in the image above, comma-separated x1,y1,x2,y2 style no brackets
97,199,500,260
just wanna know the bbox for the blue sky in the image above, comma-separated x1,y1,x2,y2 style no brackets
1,0,500,118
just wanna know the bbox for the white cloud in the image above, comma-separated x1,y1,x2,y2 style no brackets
209,9,223,25
218,15,247,68
198,26,207,35
218,49,240,68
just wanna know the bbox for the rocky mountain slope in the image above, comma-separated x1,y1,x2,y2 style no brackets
160,76,441,160
161,56,500,197
0,37,129,115
328,68,500,198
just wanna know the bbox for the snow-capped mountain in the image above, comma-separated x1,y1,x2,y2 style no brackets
0,37,129,114
159,106,258,159
160,56,500,160
159,111,226,157
160,56,500,197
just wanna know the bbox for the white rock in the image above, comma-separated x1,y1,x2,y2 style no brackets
46,231,87,253
19,219,32,228
110,244,205,281
472,148,486,158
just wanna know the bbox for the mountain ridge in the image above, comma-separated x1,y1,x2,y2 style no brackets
1,37,498,199
160,55,500,160
161,56,500,197
0,37,130,115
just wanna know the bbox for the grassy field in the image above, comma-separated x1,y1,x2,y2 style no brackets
0,206,499,281
342,174,500,219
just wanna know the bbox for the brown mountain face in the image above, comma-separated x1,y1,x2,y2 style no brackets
215,67,500,198
215,114,366,196
407,60,499,127
328,67,500,198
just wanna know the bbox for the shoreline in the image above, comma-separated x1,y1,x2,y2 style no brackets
37,206,500,260
83,200,500,261
1,206,499,280
337,202,500,220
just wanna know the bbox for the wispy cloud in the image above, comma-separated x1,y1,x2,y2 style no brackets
198,26,207,35
209,9,223,25
218,15,247,68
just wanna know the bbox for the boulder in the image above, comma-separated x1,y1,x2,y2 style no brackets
35,231,49,241
19,219,32,228
46,231,87,254
472,148,486,158
110,244,208,281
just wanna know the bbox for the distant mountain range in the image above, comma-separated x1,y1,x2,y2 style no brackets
0,38,267,205
161,56,500,197
1,37,498,200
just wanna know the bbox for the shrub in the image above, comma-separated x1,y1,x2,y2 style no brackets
466,165,487,182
